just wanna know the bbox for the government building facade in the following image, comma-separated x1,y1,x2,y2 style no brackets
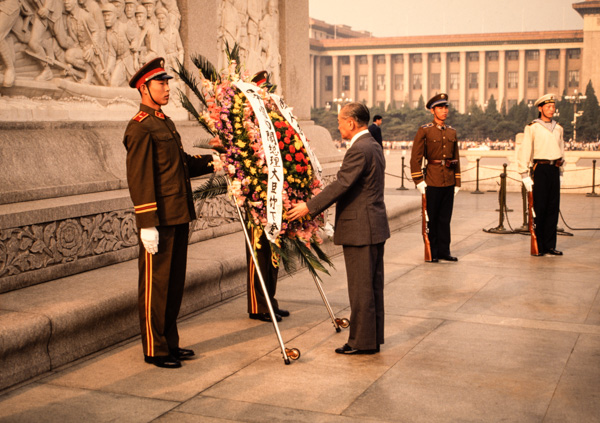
309,1,600,113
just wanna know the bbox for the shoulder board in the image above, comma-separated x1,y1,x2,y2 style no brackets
132,111,149,122
446,124,454,130
527,121,536,126
421,123,434,128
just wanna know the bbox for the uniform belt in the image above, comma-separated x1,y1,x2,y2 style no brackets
533,159,563,166
428,160,445,165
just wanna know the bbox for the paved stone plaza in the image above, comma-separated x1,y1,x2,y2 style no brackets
0,187,598,422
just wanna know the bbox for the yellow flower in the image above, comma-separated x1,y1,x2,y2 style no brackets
244,159,252,168
255,185,262,192
240,151,248,158
250,167,256,174
260,191,267,199
294,137,303,150
235,123,242,129
287,176,294,183
253,178,258,185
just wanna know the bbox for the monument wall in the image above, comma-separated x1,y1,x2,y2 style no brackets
0,0,341,293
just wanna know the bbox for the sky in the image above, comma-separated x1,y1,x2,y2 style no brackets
308,0,584,38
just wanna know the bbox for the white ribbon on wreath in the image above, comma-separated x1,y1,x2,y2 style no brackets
234,80,283,242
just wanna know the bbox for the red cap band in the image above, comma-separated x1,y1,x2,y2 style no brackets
135,68,167,90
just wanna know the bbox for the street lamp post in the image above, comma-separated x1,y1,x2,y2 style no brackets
563,89,587,144
333,92,352,113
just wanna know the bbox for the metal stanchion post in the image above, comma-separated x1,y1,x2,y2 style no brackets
484,164,513,234
495,164,513,212
514,183,529,233
587,159,599,197
472,158,484,194
397,152,409,191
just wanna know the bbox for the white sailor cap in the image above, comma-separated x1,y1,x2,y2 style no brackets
534,94,556,107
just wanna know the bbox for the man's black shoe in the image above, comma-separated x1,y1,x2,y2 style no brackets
144,355,181,368
440,255,458,262
533,252,545,257
249,312,282,322
547,249,563,256
428,258,439,263
335,343,378,355
169,347,195,360
275,308,290,317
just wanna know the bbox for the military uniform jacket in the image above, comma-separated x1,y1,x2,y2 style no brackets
307,133,390,246
123,104,214,228
410,121,461,187
517,119,564,177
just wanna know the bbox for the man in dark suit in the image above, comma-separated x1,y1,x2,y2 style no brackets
288,102,390,355
368,114,383,146
123,58,214,368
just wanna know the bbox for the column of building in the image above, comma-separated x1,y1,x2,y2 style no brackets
367,54,374,107
538,49,546,98
478,51,486,107
558,48,566,96
332,56,339,107
385,53,392,109
459,51,467,113
518,49,526,102
440,52,448,93
314,56,321,108
498,50,506,110
403,54,410,107
422,53,429,104
349,55,357,106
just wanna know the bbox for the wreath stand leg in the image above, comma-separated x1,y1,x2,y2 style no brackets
227,179,300,364
310,273,350,333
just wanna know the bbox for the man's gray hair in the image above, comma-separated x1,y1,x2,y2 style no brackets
341,102,370,127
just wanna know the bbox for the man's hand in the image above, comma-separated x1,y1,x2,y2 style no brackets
454,186,460,196
287,202,309,221
417,181,427,195
140,227,159,254
522,176,534,192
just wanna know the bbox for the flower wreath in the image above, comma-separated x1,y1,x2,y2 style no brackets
176,44,332,276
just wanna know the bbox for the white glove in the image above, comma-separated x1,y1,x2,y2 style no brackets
560,176,563,187
522,176,533,192
140,227,159,254
417,181,427,195
454,186,460,196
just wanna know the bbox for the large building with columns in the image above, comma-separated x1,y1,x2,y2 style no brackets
309,1,600,113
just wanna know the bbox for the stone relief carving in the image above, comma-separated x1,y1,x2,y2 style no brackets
217,0,280,89
0,0,182,92
0,198,238,282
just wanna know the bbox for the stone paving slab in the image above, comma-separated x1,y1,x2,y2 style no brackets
0,191,599,423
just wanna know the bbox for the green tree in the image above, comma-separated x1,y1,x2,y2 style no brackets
578,81,600,142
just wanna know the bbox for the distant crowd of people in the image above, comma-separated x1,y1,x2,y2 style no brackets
333,139,600,151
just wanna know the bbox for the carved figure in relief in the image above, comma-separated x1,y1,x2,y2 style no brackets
159,0,179,30
156,6,181,74
218,0,239,70
102,2,134,86
132,4,164,69
123,0,140,42
109,0,127,23
260,0,280,88
140,0,157,24
64,0,106,84
78,0,106,51
246,0,262,72
0,0,21,86
26,0,72,82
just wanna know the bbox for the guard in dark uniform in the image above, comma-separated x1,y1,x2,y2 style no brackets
123,57,214,368
245,70,288,322
517,93,564,256
410,93,461,262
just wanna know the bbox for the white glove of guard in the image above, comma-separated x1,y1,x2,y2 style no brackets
140,227,159,254
417,181,427,195
454,186,460,196
522,176,533,192
560,176,563,187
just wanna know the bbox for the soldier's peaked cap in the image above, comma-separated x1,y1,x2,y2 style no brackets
426,93,449,109
534,93,556,107
129,57,173,89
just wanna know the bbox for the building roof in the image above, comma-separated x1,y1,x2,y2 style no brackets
310,30,583,52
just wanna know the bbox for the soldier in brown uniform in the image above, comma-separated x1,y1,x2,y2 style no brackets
410,93,461,262
123,57,214,368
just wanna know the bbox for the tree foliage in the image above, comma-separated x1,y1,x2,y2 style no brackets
312,84,600,143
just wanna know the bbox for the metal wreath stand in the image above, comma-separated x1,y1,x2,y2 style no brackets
226,178,349,365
